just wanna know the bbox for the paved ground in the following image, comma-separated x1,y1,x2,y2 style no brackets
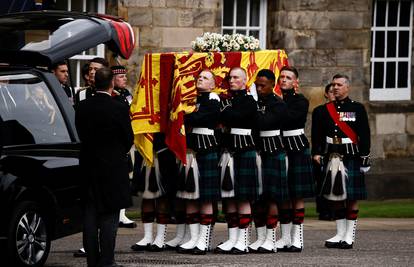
45,218,414,267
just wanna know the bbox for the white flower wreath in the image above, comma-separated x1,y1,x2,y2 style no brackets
191,32,260,52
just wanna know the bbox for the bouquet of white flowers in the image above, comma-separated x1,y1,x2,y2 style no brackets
191,32,260,52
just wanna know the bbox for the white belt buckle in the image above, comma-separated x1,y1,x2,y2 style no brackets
282,128,304,137
192,127,214,135
260,130,280,137
230,128,251,136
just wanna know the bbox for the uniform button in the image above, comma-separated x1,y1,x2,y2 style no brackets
335,129,338,132
335,123,338,126
334,135,337,138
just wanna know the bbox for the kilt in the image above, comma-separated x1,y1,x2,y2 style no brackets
342,157,367,200
286,148,314,198
197,151,221,201
261,151,290,202
233,150,259,201
137,149,178,199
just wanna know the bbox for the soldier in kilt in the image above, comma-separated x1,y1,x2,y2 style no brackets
278,66,314,252
175,69,221,254
130,133,179,252
214,67,259,254
313,74,370,249
247,69,289,253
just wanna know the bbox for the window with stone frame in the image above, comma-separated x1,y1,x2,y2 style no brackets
54,0,106,89
222,0,267,49
370,0,413,101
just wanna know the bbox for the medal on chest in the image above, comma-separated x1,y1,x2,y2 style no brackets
339,112,356,122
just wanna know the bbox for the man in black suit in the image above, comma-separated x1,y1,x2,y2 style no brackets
75,67,134,267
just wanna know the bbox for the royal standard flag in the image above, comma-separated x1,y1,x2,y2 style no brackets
130,50,289,165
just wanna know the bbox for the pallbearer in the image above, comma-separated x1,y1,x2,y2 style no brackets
130,133,178,252
277,66,314,252
250,69,289,253
215,67,259,254
313,74,370,249
175,69,221,254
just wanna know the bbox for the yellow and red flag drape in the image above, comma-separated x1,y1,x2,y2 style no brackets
130,50,289,165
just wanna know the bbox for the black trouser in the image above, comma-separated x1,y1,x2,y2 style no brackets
83,200,119,267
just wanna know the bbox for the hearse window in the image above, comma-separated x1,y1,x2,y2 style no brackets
0,73,71,145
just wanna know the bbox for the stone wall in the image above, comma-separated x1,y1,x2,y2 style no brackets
116,0,221,88
268,0,372,111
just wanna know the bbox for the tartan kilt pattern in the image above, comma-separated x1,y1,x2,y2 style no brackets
233,150,259,201
343,157,367,200
197,151,221,201
287,148,315,198
261,151,290,202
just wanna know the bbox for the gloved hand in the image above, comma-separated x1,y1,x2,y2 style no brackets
220,99,232,112
360,155,371,173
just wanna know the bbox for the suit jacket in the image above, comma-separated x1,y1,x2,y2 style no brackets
75,92,134,213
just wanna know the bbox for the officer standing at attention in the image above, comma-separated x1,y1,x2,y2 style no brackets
111,65,136,229
277,66,314,252
313,74,370,249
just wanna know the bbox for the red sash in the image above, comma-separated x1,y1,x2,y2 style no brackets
326,102,358,144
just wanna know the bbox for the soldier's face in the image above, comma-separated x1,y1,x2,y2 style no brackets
88,62,104,85
278,70,297,90
114,74,127,89
53,64,68,84
255,76,274,98
196,71,215,92
332,78,349,100
229,68,247,90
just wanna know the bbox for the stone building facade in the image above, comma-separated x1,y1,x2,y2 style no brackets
107,0,414,164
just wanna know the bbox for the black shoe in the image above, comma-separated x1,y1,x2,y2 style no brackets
276,246,291,252
287,245,302,252
192,247,207,255
257,247,274,253
130,243,150,251
230,247,248,254
164,244,178,250
73,249,87,257
147,244,165,252
325,241,342,248
213,246,231,254
248,247,259,253
339,241,353,249
176,246,192,254
119,221,137,228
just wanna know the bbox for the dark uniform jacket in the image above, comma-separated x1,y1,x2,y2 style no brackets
185,92,220,152
220,89,257,152
281,89,310,151
75,92,134,213
113,87,132,106
311,97,370,159
256,93,287,154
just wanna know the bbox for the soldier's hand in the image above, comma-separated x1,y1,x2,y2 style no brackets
313,155,322,165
